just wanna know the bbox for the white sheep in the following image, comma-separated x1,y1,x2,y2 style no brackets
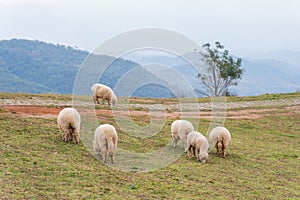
57,108,81,144
93,124,118,163
209,126,231,158
170,120,194,151
91,83,117,106
186,131,209,163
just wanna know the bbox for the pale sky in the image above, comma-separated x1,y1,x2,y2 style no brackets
1,0,300,57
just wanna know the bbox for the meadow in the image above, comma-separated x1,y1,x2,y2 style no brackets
0,93,299,199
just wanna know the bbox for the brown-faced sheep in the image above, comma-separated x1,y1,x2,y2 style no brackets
93,124,118,163
186,131,209,163
170,120,194,151
209,126,231,158
91,83,117,106
57,108,81,144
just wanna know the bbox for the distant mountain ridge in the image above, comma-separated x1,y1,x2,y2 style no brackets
125,50,300,96
0,39,177,97
1,39,299,97
0,39,88,93
236,58,300,95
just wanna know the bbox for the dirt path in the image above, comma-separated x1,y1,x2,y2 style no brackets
1,97,300,109
1,98,300,119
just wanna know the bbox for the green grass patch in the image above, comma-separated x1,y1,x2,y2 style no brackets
226,92,300,102
0,96,299,199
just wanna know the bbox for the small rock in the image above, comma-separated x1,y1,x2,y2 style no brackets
129,184,136,190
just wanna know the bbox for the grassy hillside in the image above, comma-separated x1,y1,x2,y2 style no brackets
0,39,88,94
0,93,299,199
0,39,177,97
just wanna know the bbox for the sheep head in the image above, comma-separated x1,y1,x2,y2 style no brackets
112,97,117,106
74,134,79,144
199,152,209,163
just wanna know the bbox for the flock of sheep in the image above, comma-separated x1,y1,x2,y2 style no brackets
57,83,232,164
170,120,231,162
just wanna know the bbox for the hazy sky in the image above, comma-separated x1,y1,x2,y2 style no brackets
1,0,300,57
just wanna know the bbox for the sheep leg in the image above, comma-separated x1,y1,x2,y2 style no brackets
186,145,192,158
182,138,187,152
61,130,66,142
222,147,226,158
100,142,108,162
172,136,178,149
101,151,107,163
109,152,114,163
221,139,226,158
215,145,219,156
100,146,107,162
94,142,102,158
62,133,67,142
68,127,74,142
61,126,70,142
192,146,196,157
65,131,70,142
93,96,98,104
107,140,115,163
69,126,78,144
196,147,200,161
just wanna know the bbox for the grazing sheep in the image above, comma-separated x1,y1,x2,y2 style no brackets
93,124,118,163
91,83,117,106
209,126,231,158
57,108,81,144
186,131,209,163
170,120,194,151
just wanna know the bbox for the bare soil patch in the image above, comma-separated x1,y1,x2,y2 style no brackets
1,105,63,119
1,104,299,120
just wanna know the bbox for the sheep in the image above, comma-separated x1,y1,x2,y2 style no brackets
209,126,231,158
170,120,194,151
91,83,117,106
57,108,81,144
93,124,118,163
186,131,209,163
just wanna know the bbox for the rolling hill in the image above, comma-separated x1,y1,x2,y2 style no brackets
1,39,299,97
0,39,176,97
0,39,88,93
125,50,300,96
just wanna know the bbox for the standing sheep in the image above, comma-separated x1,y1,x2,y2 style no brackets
170,120,194,151
209,126,231,158
57,108,81,144
93,124,118,163
91,83,117,106
186,131,209,163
